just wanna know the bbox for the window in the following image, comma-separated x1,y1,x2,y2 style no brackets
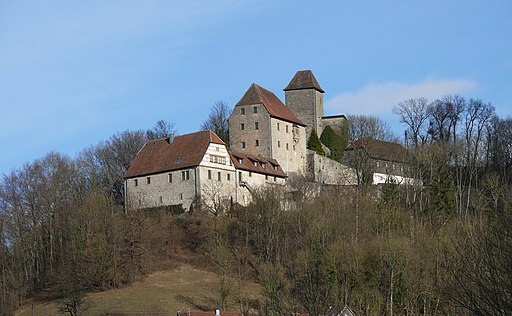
255,122,259,130
242,142,246,149
265,175,268,180
210,155,214,162
277,123,280,131
376,162,380,168
227,173,231,181
240,123,245,130
286,125,289,133
138,199,141,206
159,196,163,204
286,143,289,150
293,145,296,151
277,141,281,148
255,139,260,147
241,107,245,115
238,171,242,182
146,177,151,184
249,171,252,177
208,170,212,179
186,170,190,180
274,176,277,182
181,170,190,180
169,173,172,183
134,179,138,186
180,193,183,200
218,172,221,181
253,106,258,113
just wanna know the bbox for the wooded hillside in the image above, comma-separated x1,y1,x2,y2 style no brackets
1,97,511,315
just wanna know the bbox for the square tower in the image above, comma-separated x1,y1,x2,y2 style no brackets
284,70,325,138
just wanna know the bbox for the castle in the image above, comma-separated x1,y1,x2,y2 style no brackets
124,70,412,210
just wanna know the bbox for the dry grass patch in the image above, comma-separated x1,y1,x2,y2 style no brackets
16,264,261,315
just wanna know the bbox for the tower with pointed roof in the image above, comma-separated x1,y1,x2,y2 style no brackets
284,70,325,139
228,83,307,175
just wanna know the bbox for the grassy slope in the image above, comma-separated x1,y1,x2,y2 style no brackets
16,264,261,315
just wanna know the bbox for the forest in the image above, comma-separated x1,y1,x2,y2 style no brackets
0,96,511,315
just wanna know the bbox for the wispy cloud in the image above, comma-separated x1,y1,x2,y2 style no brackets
325,77,478,116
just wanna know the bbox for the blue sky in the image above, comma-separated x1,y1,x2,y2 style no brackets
1,0,511,175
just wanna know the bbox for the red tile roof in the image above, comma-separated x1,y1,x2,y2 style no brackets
236,83,305,126
284,70,325,93
124,130,224,178
346,137,409,163
229,151,287,178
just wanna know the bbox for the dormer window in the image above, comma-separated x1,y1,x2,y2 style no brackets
253,161,258,167
175,158,183,163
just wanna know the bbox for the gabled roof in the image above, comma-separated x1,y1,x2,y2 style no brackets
346,137,409,163
229,151,287,178
284,70,325,93
124,130,224,178
236,83,305,126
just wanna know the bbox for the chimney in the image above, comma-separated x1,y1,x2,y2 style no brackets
166,135,175,144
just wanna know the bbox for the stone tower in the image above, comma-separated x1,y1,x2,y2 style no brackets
284,70,325,138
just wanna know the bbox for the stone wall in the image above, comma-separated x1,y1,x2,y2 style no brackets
125,167,198,210
285,89,324,137
228,103,272,157
322,115,347,132
269,117,307,175
306,150,357,185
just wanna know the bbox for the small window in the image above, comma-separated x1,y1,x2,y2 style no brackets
274,176,277,182
242,142,246,149
134,179,138,186
286,143,289,150
159,196,163,204
249,171,252,177
265,175,268,180
218,172,221,181
241,107,245,115
146,177,151,184
255,122,259,130
210,155,214,162
286,125,289,133
180,193,183,200
208,170,212,179
293,145,296,151
255,139,260,147
277,141,281,148
227,173,231,181
186,170,190,180
277,123,280,131
239,171,242,182
253,106,257,113
169,173,172,183
240,123,245,130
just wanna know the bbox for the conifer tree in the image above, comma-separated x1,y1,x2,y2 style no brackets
307,129,325,156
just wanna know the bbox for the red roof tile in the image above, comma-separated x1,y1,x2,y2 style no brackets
284,70,325,93
236,83,305,126
346,137,409,163
124,130,224,178
229,151,287,178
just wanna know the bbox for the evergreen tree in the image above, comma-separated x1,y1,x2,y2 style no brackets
307,129,326,156
320,125,347,162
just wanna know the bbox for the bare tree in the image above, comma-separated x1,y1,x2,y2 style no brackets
346,114,397,143
393,98,429,148
201,101,230,144
145,120,177,140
